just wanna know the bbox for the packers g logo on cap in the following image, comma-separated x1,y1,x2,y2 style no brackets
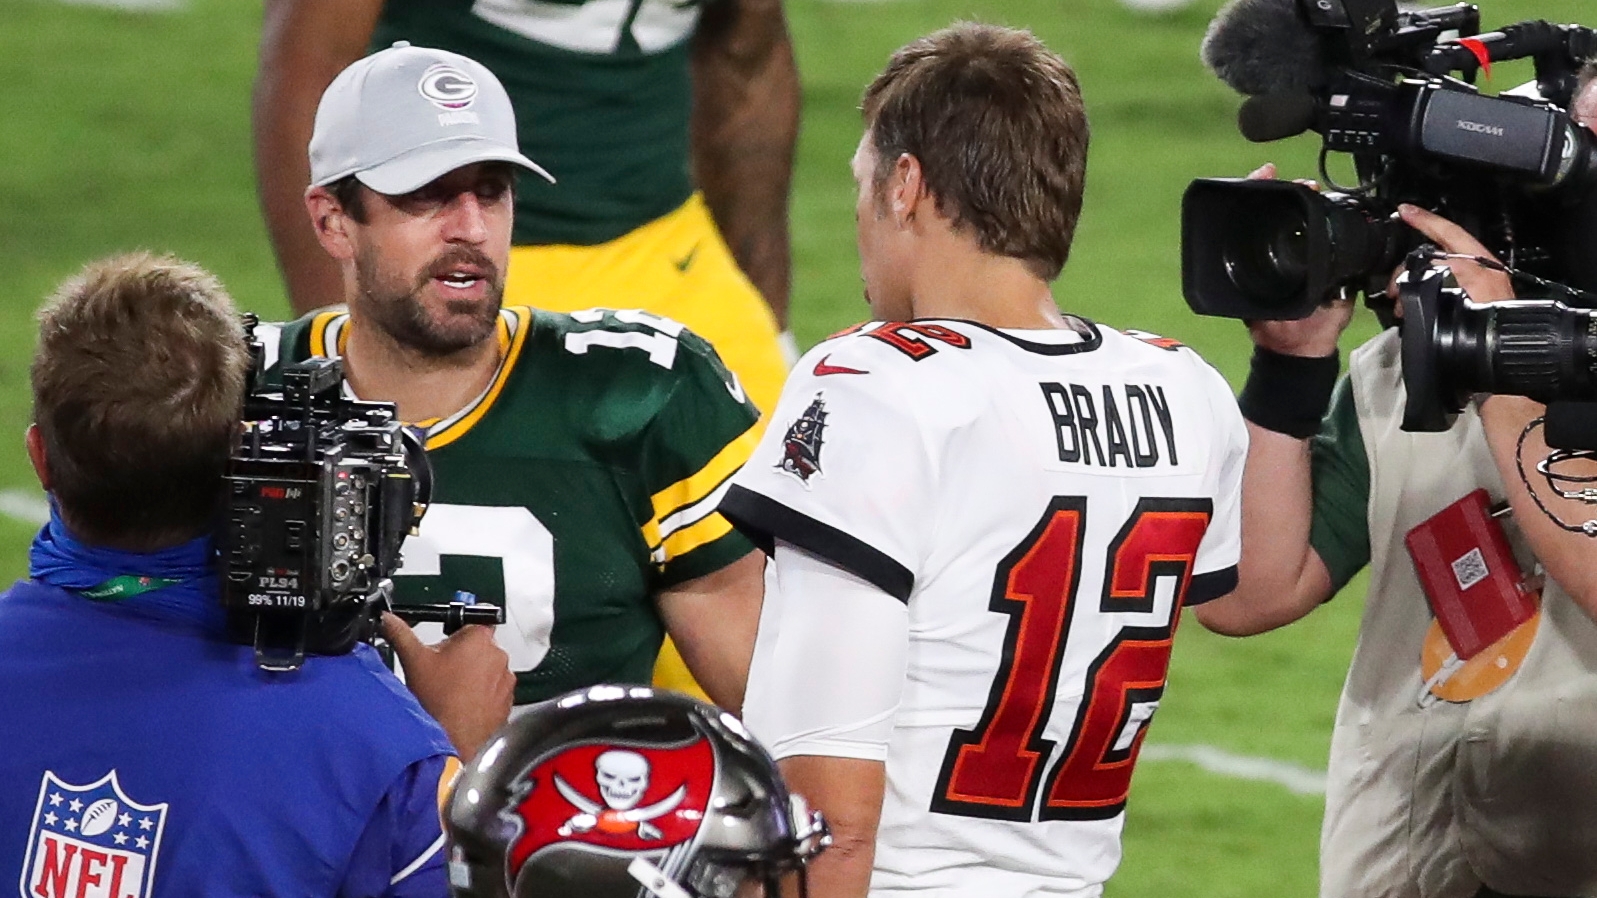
418,63,478,110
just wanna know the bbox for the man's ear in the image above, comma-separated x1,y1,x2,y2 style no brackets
305,185,358,263
888,153,929,227
25,425,51,492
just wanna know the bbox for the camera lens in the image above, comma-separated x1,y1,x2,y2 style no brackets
1183,179,1335,320
1223,208,1310,304
1183,179,1405,320
1401,272,1597,432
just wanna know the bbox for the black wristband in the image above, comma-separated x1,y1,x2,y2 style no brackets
1238,346,1340,439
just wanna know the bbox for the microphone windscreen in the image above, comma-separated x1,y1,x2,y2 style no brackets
1201,0,1326,96
1238,93,1318,142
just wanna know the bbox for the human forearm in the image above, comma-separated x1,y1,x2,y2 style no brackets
744,545,903,898
1479,395,1597,619
658,550,765,714
1196,422,1334,635
1194,296,1351,635
690,0,799,325
253,0,381,315
778,756,883,898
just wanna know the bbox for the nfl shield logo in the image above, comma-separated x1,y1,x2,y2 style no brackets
19,771,168,898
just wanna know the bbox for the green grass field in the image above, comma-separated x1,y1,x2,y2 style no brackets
3,0,1588,893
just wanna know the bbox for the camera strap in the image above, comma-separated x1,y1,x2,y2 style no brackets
76,575,183,602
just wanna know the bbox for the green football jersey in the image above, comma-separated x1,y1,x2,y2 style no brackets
372,0,703,247
265,306,760,704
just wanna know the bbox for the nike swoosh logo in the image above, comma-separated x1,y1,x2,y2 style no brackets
813,354,868,376
725,372,747,404
674,244,699,273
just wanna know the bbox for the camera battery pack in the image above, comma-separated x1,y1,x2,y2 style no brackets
1404,489,1536,661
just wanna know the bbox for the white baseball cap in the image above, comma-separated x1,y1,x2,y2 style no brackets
308,42,554,195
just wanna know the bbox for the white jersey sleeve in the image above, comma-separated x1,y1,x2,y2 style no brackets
725,320,1250,897
741,540,909,762
721,350,935,600
1187,359,1248,602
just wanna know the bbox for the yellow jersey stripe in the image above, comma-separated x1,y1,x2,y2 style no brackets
435,756,464,816
308,310,342,358
650,423,759,525
427,309,528,451
660,513,735,562
642,518,663,558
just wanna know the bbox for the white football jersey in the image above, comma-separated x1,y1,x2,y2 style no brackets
724,319,1247,896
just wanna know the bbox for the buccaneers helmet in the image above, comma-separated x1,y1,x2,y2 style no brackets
445,686,830,898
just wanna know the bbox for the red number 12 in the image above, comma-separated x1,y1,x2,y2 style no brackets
930,496,1212,821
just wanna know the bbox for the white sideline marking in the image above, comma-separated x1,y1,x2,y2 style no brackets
0,491,50,528
1142,743,1326,796
50,0,186,11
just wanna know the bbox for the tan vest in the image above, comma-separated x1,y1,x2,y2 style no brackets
1321,328,1597,898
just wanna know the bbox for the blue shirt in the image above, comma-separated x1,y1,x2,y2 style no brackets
0,579,455,897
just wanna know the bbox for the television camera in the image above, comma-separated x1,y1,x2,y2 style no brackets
221,314,501,670
1186,0,1597,533
1183,0,1597,321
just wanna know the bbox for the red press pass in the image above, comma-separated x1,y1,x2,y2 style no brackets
1405,489,1535,660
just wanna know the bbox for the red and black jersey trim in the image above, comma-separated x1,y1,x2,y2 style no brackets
1185,565,1238,606
720,485,915,602
952,317,1103,356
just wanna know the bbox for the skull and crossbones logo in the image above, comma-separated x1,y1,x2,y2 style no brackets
553,750,686,840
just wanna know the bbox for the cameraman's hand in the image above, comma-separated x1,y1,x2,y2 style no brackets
1397,204,1515,304
382,612,514,762
1242,163,1352,358
1246,300,1355,358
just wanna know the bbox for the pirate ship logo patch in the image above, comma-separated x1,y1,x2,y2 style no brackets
776,394,828,487
502,738,715,876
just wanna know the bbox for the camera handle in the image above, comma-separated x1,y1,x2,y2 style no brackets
362,583,508,668
390,590,507,635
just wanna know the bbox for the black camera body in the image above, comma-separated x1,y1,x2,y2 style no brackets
221,318,431,670
1184,0,1597,320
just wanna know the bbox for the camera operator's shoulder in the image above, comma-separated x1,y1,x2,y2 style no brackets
289,645,455,763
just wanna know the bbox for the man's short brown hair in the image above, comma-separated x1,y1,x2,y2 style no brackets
32,253,250,548
862,22,1090,281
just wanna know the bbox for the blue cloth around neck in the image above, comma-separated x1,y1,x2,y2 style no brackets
29,513,224,634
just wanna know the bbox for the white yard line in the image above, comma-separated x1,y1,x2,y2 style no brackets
1141,743,1326,796
0,490,49,528
49,0,186,11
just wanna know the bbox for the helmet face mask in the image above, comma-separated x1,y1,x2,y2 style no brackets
446,687,829,898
